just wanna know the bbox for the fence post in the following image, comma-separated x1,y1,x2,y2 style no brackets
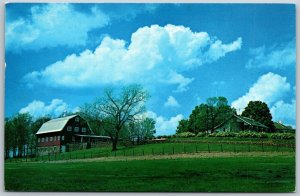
173,146,175,154
208,144,210,153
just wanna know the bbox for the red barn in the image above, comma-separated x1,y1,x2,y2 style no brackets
36,114,108,155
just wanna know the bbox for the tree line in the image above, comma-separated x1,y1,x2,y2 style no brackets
176,97,275,134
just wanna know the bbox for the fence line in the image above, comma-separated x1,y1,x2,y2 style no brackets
5,142,294,163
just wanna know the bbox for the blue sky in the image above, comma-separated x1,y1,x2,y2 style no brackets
5,3,296,135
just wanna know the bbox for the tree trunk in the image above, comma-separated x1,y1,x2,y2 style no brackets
112,140,117,151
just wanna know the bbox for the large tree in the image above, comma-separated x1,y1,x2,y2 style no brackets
176,119,190,133
242,101,275,132
81,84,149,151
206,97,235,133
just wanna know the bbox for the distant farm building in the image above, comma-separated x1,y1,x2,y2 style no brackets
36,115,109,155
214,114,269,132
273,121,295,133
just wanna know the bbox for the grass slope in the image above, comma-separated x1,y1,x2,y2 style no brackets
5,154,295,192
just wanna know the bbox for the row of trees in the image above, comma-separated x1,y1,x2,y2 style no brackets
5,114,50,158
177,97,236,134
176,97,275,134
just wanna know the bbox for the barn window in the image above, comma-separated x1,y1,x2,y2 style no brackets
82,127,86,132
67,126,72,131
58,136,60,141
42,138,44,142
75,117,79,122
46,137,49,142
50,137,53,142
38,138,40,142
62,136,65,141
74,127,79,132
54,136,56,141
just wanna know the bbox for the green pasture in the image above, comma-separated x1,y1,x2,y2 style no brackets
5,154,295,192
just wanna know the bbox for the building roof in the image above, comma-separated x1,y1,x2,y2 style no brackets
273,121,292,130
36,115,78,135
214,114,269,130
235,115,269,129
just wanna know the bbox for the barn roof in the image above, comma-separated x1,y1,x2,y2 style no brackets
235,115,269,129
36,115,78,135
273,121,292,130
214,114,269,130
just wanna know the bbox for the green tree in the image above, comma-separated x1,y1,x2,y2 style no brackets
188,104,209,133
128,117,156,144
176,119,190,133
81,84,150,151
242,101,275,132
206,97,235,133
5,118,14,159
30,117,51,156
7,113,32,157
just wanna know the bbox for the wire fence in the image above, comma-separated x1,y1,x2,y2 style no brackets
5,141,295,163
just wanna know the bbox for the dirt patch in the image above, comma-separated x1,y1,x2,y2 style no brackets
46,151,293,164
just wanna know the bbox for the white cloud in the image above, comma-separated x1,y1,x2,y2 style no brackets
25,24,242,92
231,72,290,113
164,96,180,107
146,111,183,136
246,40,295,69
6,4,109,51
19,99,73,119
270,99,296,126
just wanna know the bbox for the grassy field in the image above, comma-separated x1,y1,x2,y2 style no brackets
5,153,295,192
6,137,294,162
5,138,295,192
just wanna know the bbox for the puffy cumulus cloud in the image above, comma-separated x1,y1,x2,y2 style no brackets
231,72,290,113
146,111,183,136
246,40,295,69
6,4,109,51
25,24,242,92
270,99,296,126
19,99,73,119
164,96,180,107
